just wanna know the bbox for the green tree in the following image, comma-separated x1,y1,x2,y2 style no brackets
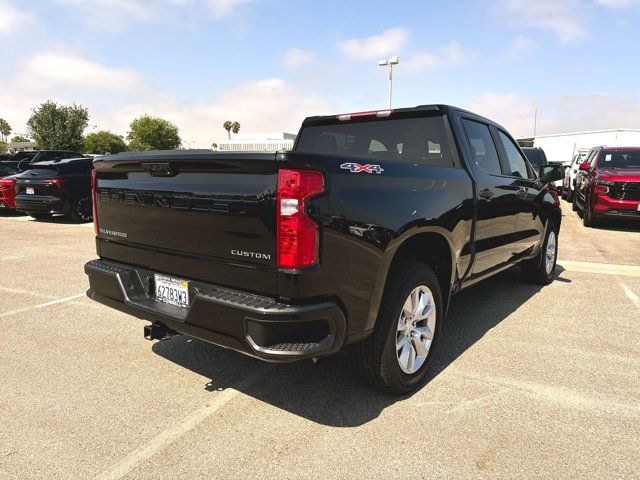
26,101,89,151
222,120,241,140
0,141,8,153
0,118,11,142
83,130,127,154
11,135,31,143
127,115,181,151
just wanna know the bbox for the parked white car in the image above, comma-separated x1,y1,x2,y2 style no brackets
562,150,591,201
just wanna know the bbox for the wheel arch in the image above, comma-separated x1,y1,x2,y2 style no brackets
365,227,457,332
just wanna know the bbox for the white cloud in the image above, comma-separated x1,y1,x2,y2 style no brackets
205,0,252,18
57,0,251,28
494,0,586,42
337,27,408,61
465,92,640,138
0,0,32,33
281,48,317,69
24,52,143,90
405,42,472,72
499,35,537,60
594,0,635,7
1,49,333,148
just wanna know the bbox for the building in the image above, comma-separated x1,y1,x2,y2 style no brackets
518,129,640,164
215,133,296,152
8,141,37,153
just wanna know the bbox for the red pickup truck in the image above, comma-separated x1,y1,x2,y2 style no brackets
573,147,640,227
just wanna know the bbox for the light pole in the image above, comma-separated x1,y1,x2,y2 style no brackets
378,55,399,109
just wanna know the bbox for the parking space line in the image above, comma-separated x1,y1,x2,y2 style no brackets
0,293,87,318
559,260,640,278
0,286,55,300
620,283,640,308
36,293,86,308
94,365,273,480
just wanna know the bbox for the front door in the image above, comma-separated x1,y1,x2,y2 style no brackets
460,119,519,276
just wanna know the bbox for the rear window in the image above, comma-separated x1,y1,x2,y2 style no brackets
296,116,456,167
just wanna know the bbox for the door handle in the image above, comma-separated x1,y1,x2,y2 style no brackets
479,188,494,200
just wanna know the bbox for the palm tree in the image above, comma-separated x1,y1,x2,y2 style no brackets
223,120,241,140
0,119,11,142
223,121,233,140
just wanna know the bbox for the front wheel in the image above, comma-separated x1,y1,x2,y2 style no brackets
566,188,573,203
582,197,598,227
521,226,558,285
69,196,93,223
353,261,443,395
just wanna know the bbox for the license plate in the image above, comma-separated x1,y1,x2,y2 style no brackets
26,187,34,195
154,274,189,309
637,203,640,212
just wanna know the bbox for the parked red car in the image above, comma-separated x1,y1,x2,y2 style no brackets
0,163,18,210
573,147,640,226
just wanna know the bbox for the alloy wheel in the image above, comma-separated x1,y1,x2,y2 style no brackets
395,285,437,374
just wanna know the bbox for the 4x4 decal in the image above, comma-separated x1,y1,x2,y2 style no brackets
340,162,384,174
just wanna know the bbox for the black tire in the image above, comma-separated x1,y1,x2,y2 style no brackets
69,196,93,223
572,192,579,212
561,188,567,201
29,213,52,220
582,197,598,227
521,225,558,285
566,188,573,203
353,260,443,395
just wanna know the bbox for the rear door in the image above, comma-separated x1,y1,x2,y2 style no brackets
460,118,519,275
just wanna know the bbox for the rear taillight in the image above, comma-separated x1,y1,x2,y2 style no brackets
277,169,325,269
91,169,98,235
43,178,69,189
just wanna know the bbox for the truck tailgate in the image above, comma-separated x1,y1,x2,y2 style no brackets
93,152,279,294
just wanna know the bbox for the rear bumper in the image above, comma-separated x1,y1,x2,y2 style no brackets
14,195,69,214
84,259,347,362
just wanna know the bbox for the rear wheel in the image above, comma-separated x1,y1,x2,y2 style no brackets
29,213,52,220
521,226,558,285
69,196,93,223
353,261,442,394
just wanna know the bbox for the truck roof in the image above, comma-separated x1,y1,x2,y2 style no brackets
301,104,500,129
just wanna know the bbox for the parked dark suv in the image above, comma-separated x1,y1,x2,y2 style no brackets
14,157,94,222
3,150,84,172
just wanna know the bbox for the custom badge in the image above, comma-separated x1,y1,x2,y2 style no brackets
340,162,384,174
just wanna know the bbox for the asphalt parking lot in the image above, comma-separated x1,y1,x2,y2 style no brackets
1,203,639,480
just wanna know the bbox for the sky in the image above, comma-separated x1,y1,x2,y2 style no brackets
1,0,640,147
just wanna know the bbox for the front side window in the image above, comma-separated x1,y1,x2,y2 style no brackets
461,119,502,176
498,131,530,179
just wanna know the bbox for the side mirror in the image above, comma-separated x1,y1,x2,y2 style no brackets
579,161,591,171
538,164,564,183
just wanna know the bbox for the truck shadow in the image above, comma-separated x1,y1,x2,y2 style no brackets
152,267,554,427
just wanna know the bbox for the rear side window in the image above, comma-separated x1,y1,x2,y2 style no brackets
64,161,93,174
296,116,456,167
498,131,531,179
461,119,502,176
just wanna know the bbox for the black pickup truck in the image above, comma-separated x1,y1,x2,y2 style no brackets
84,105,563,394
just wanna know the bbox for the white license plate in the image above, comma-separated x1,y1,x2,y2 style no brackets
637,203,640,212
154,274,189,308
26,187,34,195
